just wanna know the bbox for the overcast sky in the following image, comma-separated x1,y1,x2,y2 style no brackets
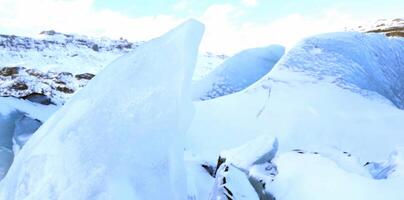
0,0,402,54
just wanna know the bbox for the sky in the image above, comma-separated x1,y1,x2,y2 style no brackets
0,0,402,54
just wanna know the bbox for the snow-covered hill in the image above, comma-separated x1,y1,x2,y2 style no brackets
0,66,93,105
0,31,226,105
0,30,226,76
0,30,138,74
355,18,404,37
193,45,284,100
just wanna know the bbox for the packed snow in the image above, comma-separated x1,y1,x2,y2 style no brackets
269,152,404,200
0,19,204,199
192,45,284,100
186,31,404,199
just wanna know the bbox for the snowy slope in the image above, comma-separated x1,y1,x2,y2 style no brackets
193,45,284,100
0,31,225,77
269,152,404,200
0,31,226,105
355,18,404,37
186,32,404,199
187,32,404,160
0,31,138,74
0,19,204,200
193,52,228,80
0,66,93,105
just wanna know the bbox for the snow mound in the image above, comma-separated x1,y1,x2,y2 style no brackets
0,19,204,200
186,32,404,195
269,152,404,200
193,52,228,80
192,45,284,100
184,31,404,200
221,135,278,169
365,147,404,179
270,32,404,109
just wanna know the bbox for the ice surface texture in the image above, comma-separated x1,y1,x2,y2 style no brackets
0,19,204,200
193,45,284,100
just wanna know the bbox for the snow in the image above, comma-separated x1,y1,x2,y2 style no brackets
0,22,403,200
187,32,404,161
0,32,225,80
209,164,258,200
186,32,404,199
0,97,57,122
354,18,404,33
192,45,284,100
221,135,278,169
0,31,137,74
272,32,404,109
365,147,404,179
0,19,204,200
269,152,404,200
193,52,227,80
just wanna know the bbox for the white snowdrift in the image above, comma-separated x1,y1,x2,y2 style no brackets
186,32,404,199
0,97,57,122
270,152,404,200
0,19,204,200
187,32,404,162
274,32,404,109
192,45,284,100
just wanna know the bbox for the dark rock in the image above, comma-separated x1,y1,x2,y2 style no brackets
75,73,95,80
92,44,99,52
56,86,74,94
40,30,57,35
214,156,227,178
0,67,21,76
22,93,53,105
26,68,44,78
59,72,73,77
11,82,28,90
201,163,216,177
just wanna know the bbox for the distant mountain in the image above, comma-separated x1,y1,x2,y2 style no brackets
0,30,227,104
355,18,404,37
0,30,140,74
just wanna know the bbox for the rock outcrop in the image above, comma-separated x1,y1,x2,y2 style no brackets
0,66,94,105
356,18,404,37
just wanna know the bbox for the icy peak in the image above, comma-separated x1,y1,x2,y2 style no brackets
0,19,205,200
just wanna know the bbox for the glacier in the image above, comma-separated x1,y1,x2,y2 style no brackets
186,32,404,199
0,21,403,200
192,45,284,100
0,19,204,200
0,98,56,180
274,32,404,109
